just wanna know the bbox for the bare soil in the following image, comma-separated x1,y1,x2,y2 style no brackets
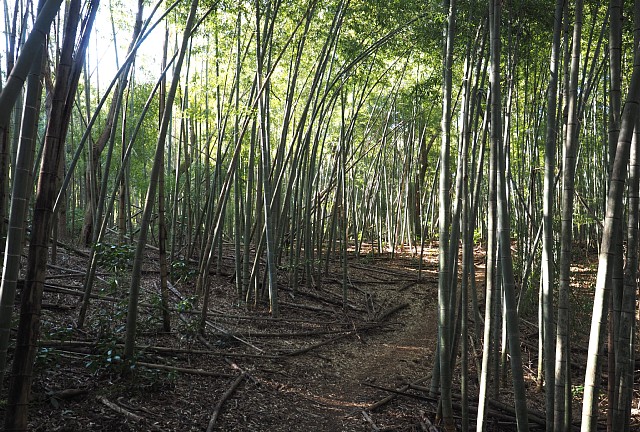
1,244,624,431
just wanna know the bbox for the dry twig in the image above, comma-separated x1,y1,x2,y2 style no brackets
136,361,235,378
97,395,144,422
362,410,380,431
206,373,247,432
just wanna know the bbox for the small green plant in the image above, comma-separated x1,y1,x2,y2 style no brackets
571,384,585,398
171,259,196,283
103,276,122,296
85,347,132,376
49,325,74,341
362,251,375,264
473,228,483,244
139,292,170,331
176,314,200,347
90,248,131,340
40,320,74,343
175,295,196,312
90,296,128,340
135,366,178,392
95,242,135,273
36,324,73,368
35,347,58,368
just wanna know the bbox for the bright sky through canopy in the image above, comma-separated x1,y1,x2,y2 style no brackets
0,1,165,86
0,0,164,85
89,1,166,85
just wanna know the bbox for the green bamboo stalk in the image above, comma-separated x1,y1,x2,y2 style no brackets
125,0,199,360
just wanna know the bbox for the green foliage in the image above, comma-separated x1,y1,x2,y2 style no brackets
361,250,375,264
572,384,585,398
91,297,128,340
95,242,135,273
170,259,197,283
142,292,163,328
135,366,178,393
85,348,127,374
177,317,200,339
42,323,75,343
473,228,483,245
86,260,130,343
35,347,59,369
175,295,197,312
36,325,74,368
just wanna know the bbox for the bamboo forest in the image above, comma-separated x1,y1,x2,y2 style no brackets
2,0,640,430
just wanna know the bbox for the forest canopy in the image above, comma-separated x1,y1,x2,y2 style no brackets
0,0,639,431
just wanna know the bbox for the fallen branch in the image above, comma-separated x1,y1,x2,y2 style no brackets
280,301,337,315
327,269,391,283
292,287,364,312
366,382,553,429
418,411,439,432
361,410,380,431
410,384,548,427
325,276,397,285
39,340,280,359
350,263,416,279
282,333,352,356
51,388,88,400
230,314,345,325
97,395,144,422
282,303,408,356
140,343,279,359
168,281,264,353
46,263,86,275
24,225,90,257
239,328,362,338
399,281,418,292
15,298,71,311
45,284,117,301
206,373,246,432
136,361,235,378
375,302,409,323
368,374,433,411
204,312,344,326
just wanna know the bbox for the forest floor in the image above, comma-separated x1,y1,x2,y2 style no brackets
0,242,627,431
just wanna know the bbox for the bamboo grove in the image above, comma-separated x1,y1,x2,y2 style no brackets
0,0,639,431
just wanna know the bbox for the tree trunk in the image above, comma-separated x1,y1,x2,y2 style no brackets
255,0,280,317
613,8,640,432
157,19,171,333
80,0,144,246
580,21,640,432
542,1,563,430
0,0,63,239
0,30,46,392
556,1,583,429
491,1,529,429
124,0,199,360
437,0,455,429
477,36,498,432
4,1,93,429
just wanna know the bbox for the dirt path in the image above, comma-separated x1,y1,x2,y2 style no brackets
255,263,440,431
20,245,630,431
7,252,441,431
